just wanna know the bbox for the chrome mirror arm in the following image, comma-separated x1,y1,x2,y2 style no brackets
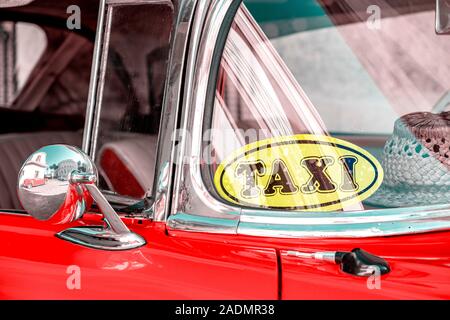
84,183,131,234
56,173,146,251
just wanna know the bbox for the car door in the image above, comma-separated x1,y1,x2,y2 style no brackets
279,231,450,299
0,0,279,299
0,213,278,299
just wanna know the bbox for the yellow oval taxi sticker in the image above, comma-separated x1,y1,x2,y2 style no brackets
214,134,384,211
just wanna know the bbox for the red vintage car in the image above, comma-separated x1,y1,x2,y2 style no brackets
22,178,45,188
0,0,450,300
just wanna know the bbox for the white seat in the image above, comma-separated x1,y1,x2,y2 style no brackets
97,134,158,198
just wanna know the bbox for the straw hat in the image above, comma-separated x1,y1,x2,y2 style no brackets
365,111,450,207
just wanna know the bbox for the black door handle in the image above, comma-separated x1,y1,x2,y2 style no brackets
287,248,391,277
335,248,390,277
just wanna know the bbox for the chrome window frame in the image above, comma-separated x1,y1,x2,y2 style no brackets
167,0,450,238
82,0,192,219
0,0,189,218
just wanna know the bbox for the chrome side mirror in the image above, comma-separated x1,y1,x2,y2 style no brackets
18,145,146,250
18,145,96,223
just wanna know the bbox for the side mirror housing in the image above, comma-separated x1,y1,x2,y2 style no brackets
18,145,96,224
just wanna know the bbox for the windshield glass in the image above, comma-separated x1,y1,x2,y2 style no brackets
205,0,448,212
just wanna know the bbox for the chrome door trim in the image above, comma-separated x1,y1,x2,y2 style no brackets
169,0,242,233
151,0,198,221
168,0,450,238
167,212,239,233
238,204,450,238
168,204,450,238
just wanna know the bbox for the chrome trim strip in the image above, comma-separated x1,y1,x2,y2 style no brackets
240,204,450,225
82,0,107,154
89,5,113,160
239,207,450,237
152,0,197,221
238,217,450,238
167,205,450,238
167,212,239,233
239,204,450,238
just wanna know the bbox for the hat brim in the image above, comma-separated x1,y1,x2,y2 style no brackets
364,184,450,208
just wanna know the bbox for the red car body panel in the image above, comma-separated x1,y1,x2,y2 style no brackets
1,211,449,299
278,234,450,299
0,212,278,299
168,229,450,299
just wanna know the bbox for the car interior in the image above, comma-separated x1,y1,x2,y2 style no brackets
0,0,174,209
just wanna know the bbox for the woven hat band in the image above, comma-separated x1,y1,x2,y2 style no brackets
393,112,450,164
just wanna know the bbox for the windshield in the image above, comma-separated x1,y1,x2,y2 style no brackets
205,0,449,212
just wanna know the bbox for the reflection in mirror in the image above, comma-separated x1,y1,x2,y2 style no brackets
17,145,97,223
